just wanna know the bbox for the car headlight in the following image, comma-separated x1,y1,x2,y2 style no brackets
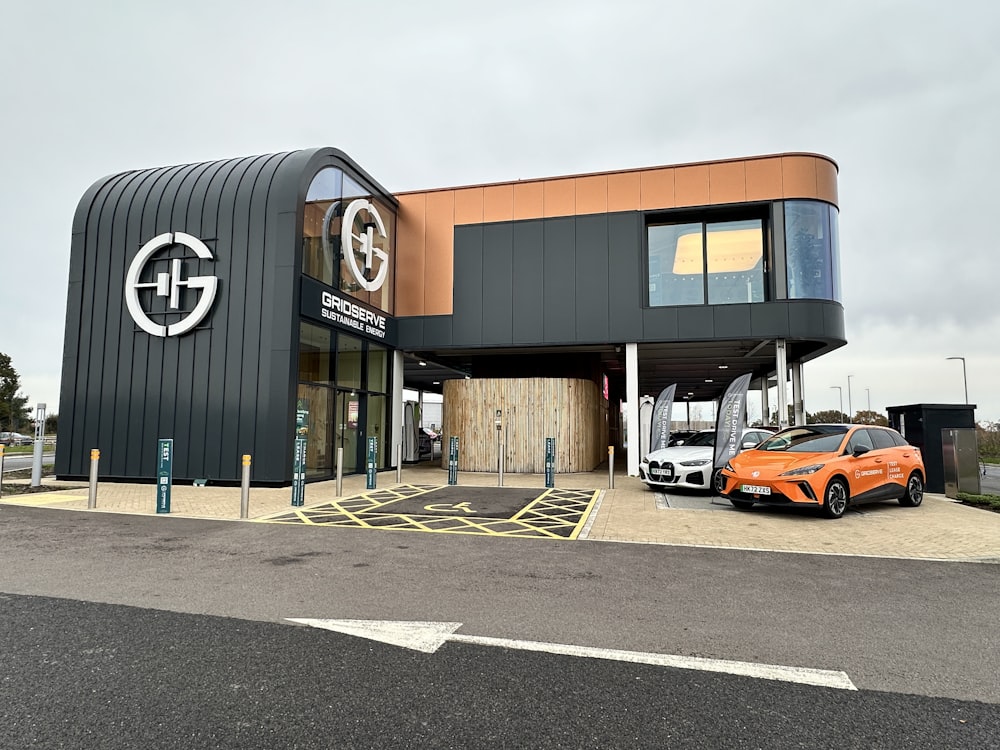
679,458,711,467
779,464,825,476
723,461,734,472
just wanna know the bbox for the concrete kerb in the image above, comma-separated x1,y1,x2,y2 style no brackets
2,464,999,561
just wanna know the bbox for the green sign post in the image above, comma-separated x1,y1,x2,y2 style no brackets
292,438,306,507
292,406,308,507
545,437,555,488
156,438,173,513
366,436,378,489
448,436,459,485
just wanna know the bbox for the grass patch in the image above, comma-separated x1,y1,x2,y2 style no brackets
956,492,1000,513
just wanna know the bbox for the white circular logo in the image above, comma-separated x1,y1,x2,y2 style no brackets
124,232,219,337
340,199,389,292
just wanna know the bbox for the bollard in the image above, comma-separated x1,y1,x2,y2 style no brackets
0,445,5,499
335,446,344,497
608,446,615,489
395,443,402,484
240,454,251,519
88,449,100,508
498,442,505,487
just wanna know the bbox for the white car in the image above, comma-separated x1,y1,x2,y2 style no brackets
639,428,774,493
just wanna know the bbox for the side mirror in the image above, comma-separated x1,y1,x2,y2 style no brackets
852,445,871,458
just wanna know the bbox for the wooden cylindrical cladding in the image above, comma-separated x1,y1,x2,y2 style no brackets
442,378,608,473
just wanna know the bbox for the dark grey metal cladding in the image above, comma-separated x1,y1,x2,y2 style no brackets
57,147,394,484
399,210,846,352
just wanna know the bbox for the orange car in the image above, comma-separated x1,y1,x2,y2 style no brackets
718,424,925,519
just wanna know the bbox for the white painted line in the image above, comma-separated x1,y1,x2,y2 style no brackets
287,618,857,690
575,490,604,540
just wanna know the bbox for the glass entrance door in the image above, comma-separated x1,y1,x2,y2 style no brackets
336,391,361,474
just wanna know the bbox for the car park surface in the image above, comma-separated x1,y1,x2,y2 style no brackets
639,428,773,493
719,424,926,519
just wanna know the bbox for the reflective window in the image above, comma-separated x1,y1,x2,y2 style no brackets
648,219,764,307
367,343,387,393
297,385,334,478
785,201,840,302
336,333,363,390
706,220,765,304
298,322,334,385
302,168,396,314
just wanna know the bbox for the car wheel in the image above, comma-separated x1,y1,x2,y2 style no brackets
729,499,754,511
899,472,924,507
711,469,725,495
822,478,849,519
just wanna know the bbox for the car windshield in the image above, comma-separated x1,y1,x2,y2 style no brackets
680,431,715,447
758,426,848,453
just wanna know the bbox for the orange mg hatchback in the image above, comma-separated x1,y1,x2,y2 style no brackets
718,424,925,519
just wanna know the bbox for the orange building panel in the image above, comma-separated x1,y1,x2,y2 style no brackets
781,155,819,199
424,190,456,315
815,158,839,205
483,183,514,223
454,187,484,225
639,168,674,210
543,178,576,217
674,164,711,207
395,193,426,316
745,157,783,202
574,174,608,215
513,181,544,220
607,171,641,212
709,161,747,204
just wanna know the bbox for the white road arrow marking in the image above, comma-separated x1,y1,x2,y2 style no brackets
286,618,857,691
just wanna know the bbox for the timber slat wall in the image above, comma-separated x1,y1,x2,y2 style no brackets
443,378,607,473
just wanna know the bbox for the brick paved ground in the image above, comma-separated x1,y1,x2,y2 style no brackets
3,464,998,561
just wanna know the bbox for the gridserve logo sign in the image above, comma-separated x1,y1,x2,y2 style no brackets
124,232,219,337
322,198,390,293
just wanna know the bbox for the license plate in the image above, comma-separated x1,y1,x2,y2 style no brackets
741,484,771,495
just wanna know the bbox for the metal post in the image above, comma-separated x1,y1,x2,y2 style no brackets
88,449,100,508
335,446,344,497
31,403,46,487
498,442,505,487
0,445,5,499
240,454,251,519
608,446,615,489
395,442,402,484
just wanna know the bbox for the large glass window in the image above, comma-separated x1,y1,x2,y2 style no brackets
302,167,396,314
785,201,841,302
298,322,334,385
337,334,363,390
648,219,765,307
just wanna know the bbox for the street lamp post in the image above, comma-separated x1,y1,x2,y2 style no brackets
865,388,871,412
830,386,844,422
846,375,854,422
946,357,968,404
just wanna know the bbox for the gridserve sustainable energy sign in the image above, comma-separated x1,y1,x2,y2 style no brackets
299,276,397,345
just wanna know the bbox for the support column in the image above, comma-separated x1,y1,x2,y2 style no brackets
759,376,770,427
626,343,639,476
791,361,805,426
391,351,404,468
775,339,788,429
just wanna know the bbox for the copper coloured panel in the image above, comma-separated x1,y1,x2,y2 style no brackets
781,155,819,199
543,178,576,217
513,181,544,220
607,170,640,212
454,187,484,225
674,164,711,207
395,193,426,316
745,157,783,201
574,174,608,215
815,158,839,206
483,183,514,223
639,168,674,210
709,161,747,204
424,190,456,315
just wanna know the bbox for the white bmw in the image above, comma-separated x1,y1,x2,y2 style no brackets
639,428,774,493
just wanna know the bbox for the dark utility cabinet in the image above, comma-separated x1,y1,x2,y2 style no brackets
887,404,977,493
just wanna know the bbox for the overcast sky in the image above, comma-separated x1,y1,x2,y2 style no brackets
2,0,997,425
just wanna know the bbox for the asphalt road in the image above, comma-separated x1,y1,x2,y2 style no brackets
0,451,55,473
0,506,997,747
